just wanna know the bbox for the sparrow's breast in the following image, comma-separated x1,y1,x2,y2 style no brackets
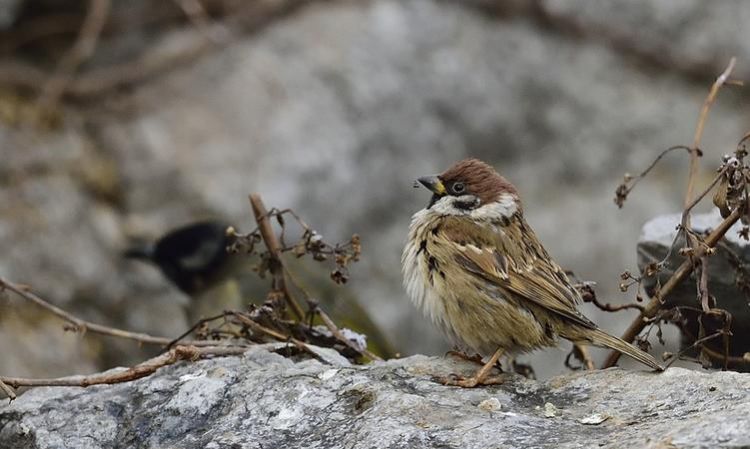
402,209,455,340
403,209,554,355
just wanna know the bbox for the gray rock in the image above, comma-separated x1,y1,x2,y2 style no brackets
541,0,750,78
1,345,749,448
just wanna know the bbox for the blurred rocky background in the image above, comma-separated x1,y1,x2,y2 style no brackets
1,0,749,380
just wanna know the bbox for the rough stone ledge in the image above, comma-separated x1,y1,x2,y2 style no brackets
1,344,749,449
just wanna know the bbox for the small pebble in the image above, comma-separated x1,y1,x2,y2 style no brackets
478,398,502,412
579,413,609,425
543,402,559,418
318,369,339,381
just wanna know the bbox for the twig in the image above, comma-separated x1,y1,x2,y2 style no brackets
603,206,744,368
577,280,645,313
36,0,111,110
586,297,644,313
683,57,737,224
604,58,742,369
697,342,748,367
0,345,246,389
698,256,711,313
316,305,382,362
162,312,231,353
0,277,223,347
249,194,306,320
664,332,725,369
0,379,16,402
229,312,325,362
283,267,383,362
614,146,691,208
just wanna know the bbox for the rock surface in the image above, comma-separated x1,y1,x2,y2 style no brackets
1,345,749,449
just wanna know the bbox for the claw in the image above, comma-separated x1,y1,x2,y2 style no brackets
434,347,507,388
445,350,485,366
435,373,505,388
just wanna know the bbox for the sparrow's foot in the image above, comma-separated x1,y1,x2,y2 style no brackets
434,373,505,388
445,350,485,366
436,347,506,388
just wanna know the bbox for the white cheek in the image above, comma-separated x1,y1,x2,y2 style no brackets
469,193,517,220
428,195,477,216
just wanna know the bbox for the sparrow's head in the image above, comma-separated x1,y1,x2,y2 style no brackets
416,158,520,217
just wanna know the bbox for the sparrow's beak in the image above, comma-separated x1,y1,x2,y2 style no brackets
417,175,446,195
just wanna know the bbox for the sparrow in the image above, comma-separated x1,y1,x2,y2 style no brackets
402,158,663,387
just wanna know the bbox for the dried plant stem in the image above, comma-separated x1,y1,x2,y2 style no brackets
283,267,383,362
249,194,305,321
229,312,322,361
699,343,749,367
698,256,711,313
664,332,725,369
0,277,220,347
0,379,16,402
622,145,691,199
316,307,382,362
683,57,737,223
603,206,743,368
0,345,246,389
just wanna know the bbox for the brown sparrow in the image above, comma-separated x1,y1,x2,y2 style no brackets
402,159,662,387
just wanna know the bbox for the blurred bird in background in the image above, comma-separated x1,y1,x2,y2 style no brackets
124,219,396,358
123,220,245,324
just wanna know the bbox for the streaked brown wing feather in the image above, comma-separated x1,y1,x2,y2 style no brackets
440,216,596,330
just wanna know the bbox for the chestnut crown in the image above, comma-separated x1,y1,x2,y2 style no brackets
437,158,518,205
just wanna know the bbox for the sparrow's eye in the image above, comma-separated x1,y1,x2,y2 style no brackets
451,182,466,194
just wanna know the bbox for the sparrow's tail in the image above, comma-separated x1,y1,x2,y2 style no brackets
586,328,664,371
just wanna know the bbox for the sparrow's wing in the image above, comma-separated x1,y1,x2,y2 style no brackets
438,216,597,330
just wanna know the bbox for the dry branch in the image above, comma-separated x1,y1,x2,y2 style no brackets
684,57,737,215
0,345,246,389
604,58,744,369
249,194,306,320
603,206,744,368
0,277,227,348
0,379,16,402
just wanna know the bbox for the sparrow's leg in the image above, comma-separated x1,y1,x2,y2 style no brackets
573,343,595,370
445,349,485,366
438,347,505,388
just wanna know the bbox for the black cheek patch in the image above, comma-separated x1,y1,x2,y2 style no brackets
454,199,479,210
